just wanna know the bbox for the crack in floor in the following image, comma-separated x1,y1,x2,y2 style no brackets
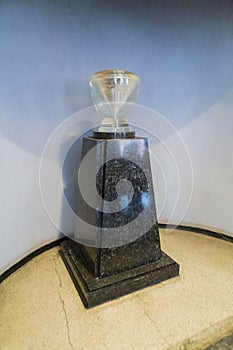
54,256,62,288
136,296,171,348
53,256,75,350
57,290,75,350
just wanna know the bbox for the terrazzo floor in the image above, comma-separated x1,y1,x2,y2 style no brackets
1,229,233,350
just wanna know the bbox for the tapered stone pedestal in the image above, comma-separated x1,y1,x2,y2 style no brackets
60,133,179,308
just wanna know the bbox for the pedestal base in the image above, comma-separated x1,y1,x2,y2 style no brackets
60,240,179,308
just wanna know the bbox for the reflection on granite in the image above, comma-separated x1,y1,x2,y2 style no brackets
60,134,179,308
75,136,161,248
93,131,135,139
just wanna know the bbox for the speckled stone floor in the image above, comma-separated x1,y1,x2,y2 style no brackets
205,333,233,350
0,229,233,350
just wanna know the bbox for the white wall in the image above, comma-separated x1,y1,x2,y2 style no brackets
153,89,233,235
181,90,233,234
0,0,232,272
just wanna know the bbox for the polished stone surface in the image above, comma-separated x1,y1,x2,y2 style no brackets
75,136,162,249
93,131,135,139
63,136,179,307
60,241,179,308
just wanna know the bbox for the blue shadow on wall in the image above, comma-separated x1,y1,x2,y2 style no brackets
0,0,232,156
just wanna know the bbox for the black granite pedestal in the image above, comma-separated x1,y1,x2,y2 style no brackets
60,132,179,308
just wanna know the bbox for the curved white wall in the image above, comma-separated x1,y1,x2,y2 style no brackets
0,0,232,272
154,89,233,234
